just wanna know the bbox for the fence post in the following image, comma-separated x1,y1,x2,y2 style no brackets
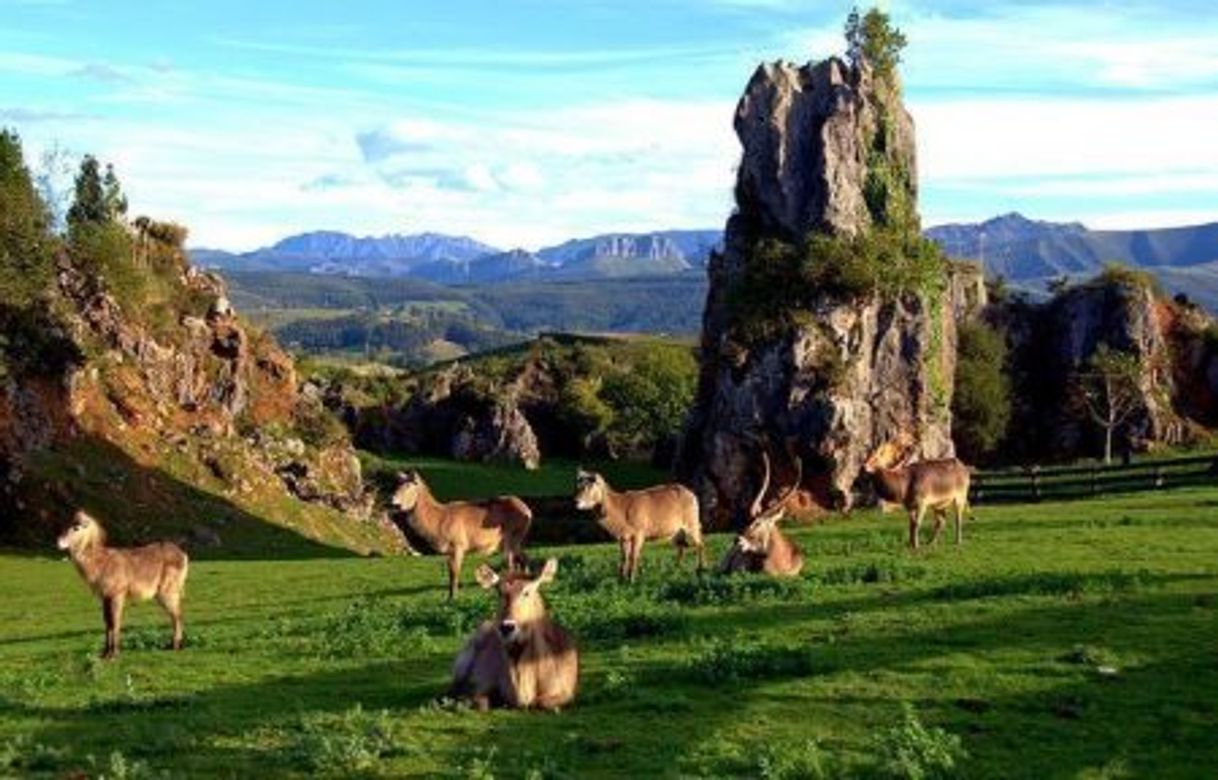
1090,465,1098,496
1154,464,1164,489
1031,466,1042,501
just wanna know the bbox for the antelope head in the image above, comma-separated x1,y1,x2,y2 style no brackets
476,558,559,645
863,431,917,473
573,469,606,511
391,470,423,512
57,510,104,553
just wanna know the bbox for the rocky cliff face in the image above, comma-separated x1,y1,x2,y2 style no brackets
987,277,1206,461
0,230,402,553
678,57,974,529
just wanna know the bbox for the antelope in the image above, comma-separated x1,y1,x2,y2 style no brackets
720,447,805,577
863,434,973,549
390,470,532,599
573,470,704,583
449,558,579,711
56,510,189,659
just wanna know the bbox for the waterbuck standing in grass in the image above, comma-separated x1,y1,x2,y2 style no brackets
720,445,805,577
863,434,973,549
449,558,579,711
573,469,705,582
390,470,532,599
57,510,189,659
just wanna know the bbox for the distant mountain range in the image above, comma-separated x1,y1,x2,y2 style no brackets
194,229,722,284
193,215,1218,307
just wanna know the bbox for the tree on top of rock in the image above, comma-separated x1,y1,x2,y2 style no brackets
845,6,908,88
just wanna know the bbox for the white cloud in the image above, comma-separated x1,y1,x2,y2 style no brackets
914,95,1218,181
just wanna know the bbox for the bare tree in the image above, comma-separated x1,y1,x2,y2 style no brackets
1072,345,1144,464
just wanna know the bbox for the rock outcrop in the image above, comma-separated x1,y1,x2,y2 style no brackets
678,57,974,529
986,277,1199,461
335,363,542,470
0,228,401,553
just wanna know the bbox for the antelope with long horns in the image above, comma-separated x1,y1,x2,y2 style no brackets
721,441,805,577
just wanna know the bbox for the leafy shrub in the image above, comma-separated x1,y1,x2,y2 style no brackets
288,705,399,774
870,704,966,780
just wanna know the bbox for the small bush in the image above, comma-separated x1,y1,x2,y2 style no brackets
870,704,966,780
288,705,399,774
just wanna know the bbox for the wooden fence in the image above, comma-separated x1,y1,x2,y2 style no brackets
971,454,1218,504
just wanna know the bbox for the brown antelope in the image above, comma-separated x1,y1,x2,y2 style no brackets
449,558,579,711
390,470,532,599
56,510,189,659
720,447,805,577
573,470,704,582
863,434,973,549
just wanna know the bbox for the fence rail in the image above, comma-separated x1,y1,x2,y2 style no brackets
971,455,1218,504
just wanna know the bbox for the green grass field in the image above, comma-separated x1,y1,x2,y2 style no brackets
2,488,1217,778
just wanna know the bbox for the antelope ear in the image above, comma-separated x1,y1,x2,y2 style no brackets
475,564,499,589
535,557,559,586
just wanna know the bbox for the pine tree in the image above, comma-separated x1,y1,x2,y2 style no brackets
0,128,53,308
66,155,108,229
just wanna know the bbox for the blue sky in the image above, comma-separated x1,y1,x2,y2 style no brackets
2,0,1217,250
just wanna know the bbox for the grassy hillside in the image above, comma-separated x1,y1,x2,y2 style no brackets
1,488,1215,777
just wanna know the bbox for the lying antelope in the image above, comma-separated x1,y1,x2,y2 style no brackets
574,470,704,583
57,510,189,659
720,447,805,577
449,558,579,711
391,470,532,599
863,435,973,549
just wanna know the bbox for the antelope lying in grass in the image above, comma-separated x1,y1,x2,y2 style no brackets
574,470,704,582
391,470,532,599
57,510,189,659
449,558,579,711
720,447,805,577
863,434,973,549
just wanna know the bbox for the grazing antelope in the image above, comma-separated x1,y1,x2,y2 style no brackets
863,434,973,549
573,470,704,583
390,470,532,600
720,447,805,577
449,558,579,711
56,510,189,659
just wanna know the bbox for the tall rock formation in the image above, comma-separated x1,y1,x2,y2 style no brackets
678,57,982,529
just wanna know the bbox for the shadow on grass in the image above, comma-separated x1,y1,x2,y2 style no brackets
0,436,359,560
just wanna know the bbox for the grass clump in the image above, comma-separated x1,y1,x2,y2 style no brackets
870,704,967,780
287,705,401,774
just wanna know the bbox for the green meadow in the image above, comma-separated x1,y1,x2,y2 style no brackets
1,487,1216,778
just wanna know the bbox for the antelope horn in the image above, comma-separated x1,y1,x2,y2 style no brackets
749,449,772,519
766,452,803,515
